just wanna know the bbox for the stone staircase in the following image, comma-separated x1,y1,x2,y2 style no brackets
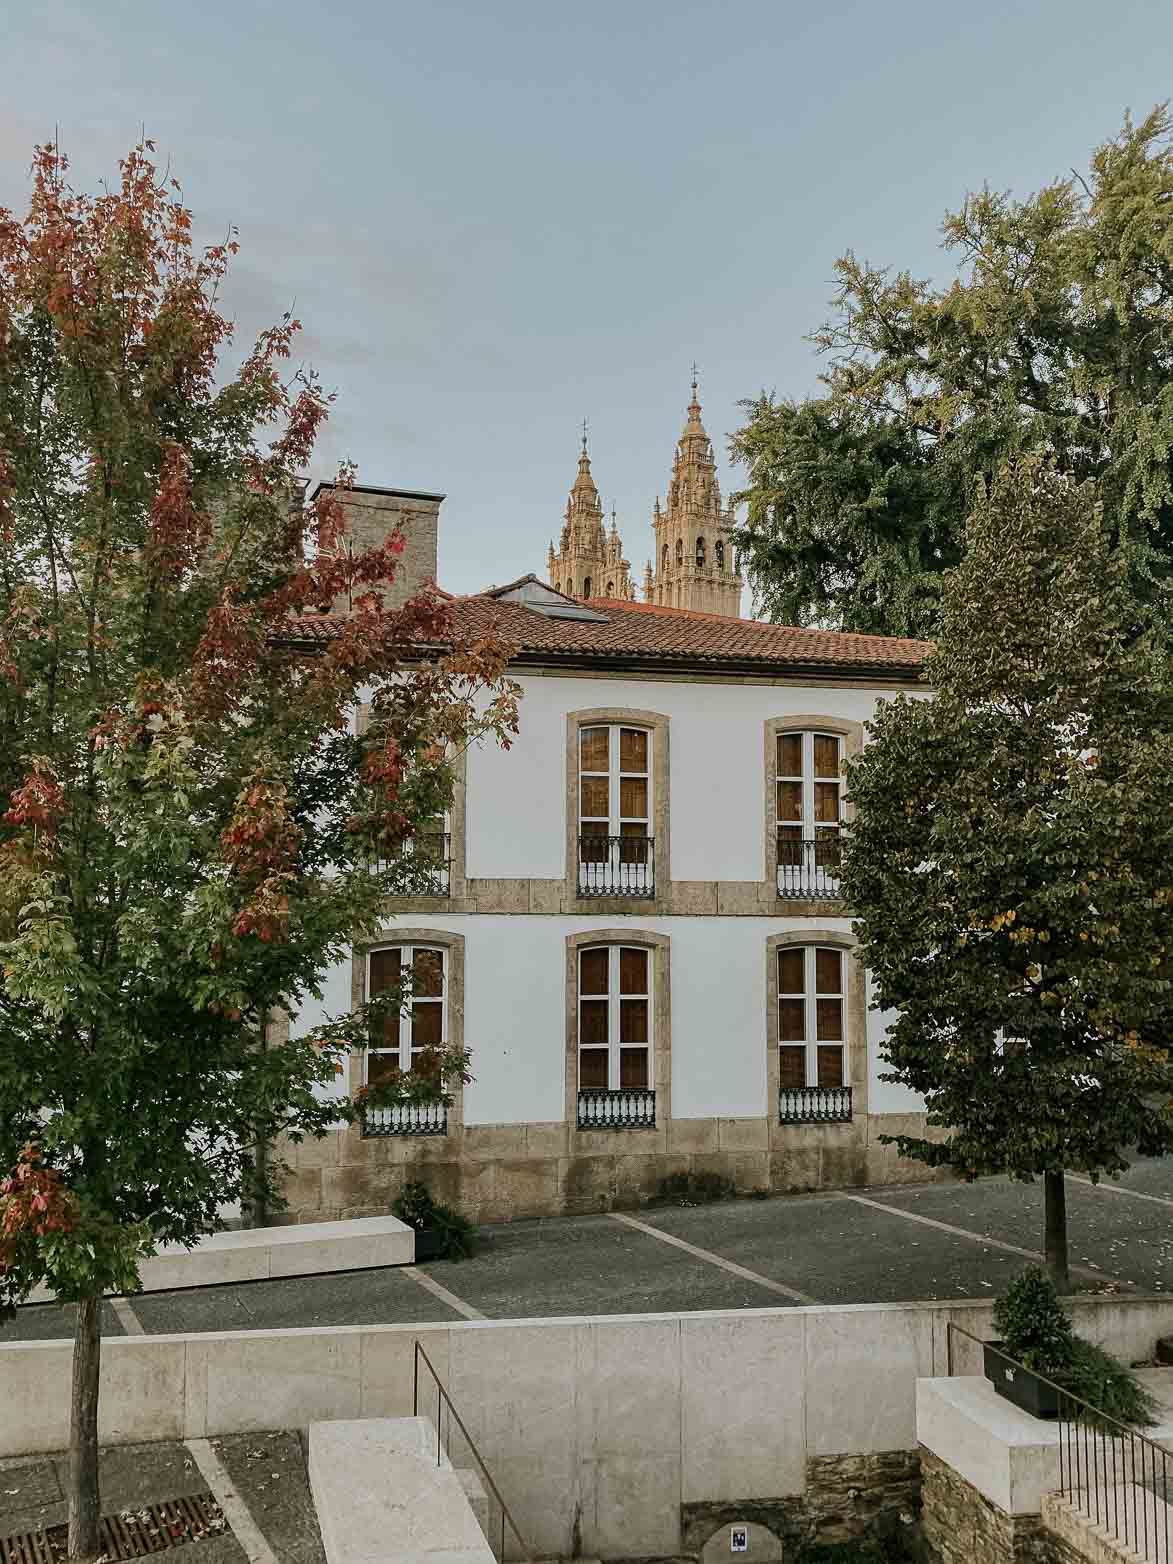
1043,1485,1173,1562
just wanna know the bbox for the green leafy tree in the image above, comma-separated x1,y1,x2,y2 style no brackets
733,105,1173,637
841,458,1173,1290
0,141,518,1561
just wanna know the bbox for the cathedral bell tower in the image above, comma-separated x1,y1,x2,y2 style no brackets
646,377,741,615
546,428,634,601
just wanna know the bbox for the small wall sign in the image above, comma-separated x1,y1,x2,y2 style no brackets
731,1526,748,1553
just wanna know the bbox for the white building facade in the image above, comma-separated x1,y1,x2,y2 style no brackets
279,493,935,1224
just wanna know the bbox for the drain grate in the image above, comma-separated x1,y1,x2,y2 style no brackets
1,1491,224,1561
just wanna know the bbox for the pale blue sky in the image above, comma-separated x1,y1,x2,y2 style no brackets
2,0,1171,598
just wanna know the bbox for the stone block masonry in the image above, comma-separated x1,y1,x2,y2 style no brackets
277,1110,947,1225
316,484,441,613
921,1447,1084,1564
682,1450,923,1559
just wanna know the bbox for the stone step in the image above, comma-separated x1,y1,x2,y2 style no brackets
1044,1483,1173,1563
457,1469,490,1540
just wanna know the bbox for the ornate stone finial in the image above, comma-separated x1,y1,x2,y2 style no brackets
581,417,589,456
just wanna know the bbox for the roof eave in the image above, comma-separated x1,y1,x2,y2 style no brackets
270,629,927,683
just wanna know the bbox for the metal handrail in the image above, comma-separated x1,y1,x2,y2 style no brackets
374,832,451,895
946,1320,1170,1561
776,834,843,899
577,1086,656,1129
577,833,655,897
412,1338,532,1561
778,1085,853,1124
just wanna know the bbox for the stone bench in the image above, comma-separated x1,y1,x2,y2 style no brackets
28,1214,415,1302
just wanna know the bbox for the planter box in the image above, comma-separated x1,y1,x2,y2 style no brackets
412,1228,444,1262
983,1340,1063,1420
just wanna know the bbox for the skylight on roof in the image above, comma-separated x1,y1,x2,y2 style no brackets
491,578,610,622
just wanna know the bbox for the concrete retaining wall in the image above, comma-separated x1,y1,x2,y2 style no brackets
4,1296,1173,1559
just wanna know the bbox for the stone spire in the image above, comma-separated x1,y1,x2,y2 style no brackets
646,374,741,614
546,429,634,601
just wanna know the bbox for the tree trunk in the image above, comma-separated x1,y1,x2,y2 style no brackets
246,1126,268,1229
68,1294,102,1561
1045,1170,1071,1293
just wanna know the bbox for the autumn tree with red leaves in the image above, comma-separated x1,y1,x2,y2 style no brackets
0,141,518,1560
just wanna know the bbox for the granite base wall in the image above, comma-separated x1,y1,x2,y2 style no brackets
682,1450,923,1558
920,1448,1085,1564
277,1112,948,1223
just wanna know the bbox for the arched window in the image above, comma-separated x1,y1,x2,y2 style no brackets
715,540,725,569
777,945,848,1107
661,544,668,571
675,538,683,566
583,576,592,598
776,731,844,889
365,943,449,1134
553,580,560,595
577,723,652,894
606,579,614,597
695,537,706,567
578,944,652,1098
368,945,445,1077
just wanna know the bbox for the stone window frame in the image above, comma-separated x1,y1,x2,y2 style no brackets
565,708,670,909
564,928,671,1134
765,928,867,1132
349,927,466,1134
762,714,865,892
357,700,468,904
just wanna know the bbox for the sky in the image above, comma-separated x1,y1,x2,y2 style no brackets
2,0,1172,601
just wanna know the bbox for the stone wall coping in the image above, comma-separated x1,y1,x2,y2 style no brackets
917,1375,1063,1515
7,1292,1173,1353
309,1416,493,1564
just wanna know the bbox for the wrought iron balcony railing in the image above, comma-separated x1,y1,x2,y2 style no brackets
375,832,451,897
577,1087,656,1130
362,1100,449,1137
577,834,655,898
778,1085,853,1124
776,834,843,899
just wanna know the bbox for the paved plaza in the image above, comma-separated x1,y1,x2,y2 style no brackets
3,1162,1172,1344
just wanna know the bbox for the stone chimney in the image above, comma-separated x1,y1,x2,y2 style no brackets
311,482,444,612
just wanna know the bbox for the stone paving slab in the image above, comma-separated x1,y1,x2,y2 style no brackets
127,1263,461,1335
0,1438,210,1539
0,1433,324,1563
868,1177,1172,1293
211,1431,326,1564
638,1190,1037,1303
0,1299,127,1343
1,1160,1170,1341
435,1210,786,1317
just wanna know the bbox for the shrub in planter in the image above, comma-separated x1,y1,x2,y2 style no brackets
988,1268,1155,1426
391,1181,477,1261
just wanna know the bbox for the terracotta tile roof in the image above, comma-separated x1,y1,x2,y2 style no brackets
281,591,930,679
